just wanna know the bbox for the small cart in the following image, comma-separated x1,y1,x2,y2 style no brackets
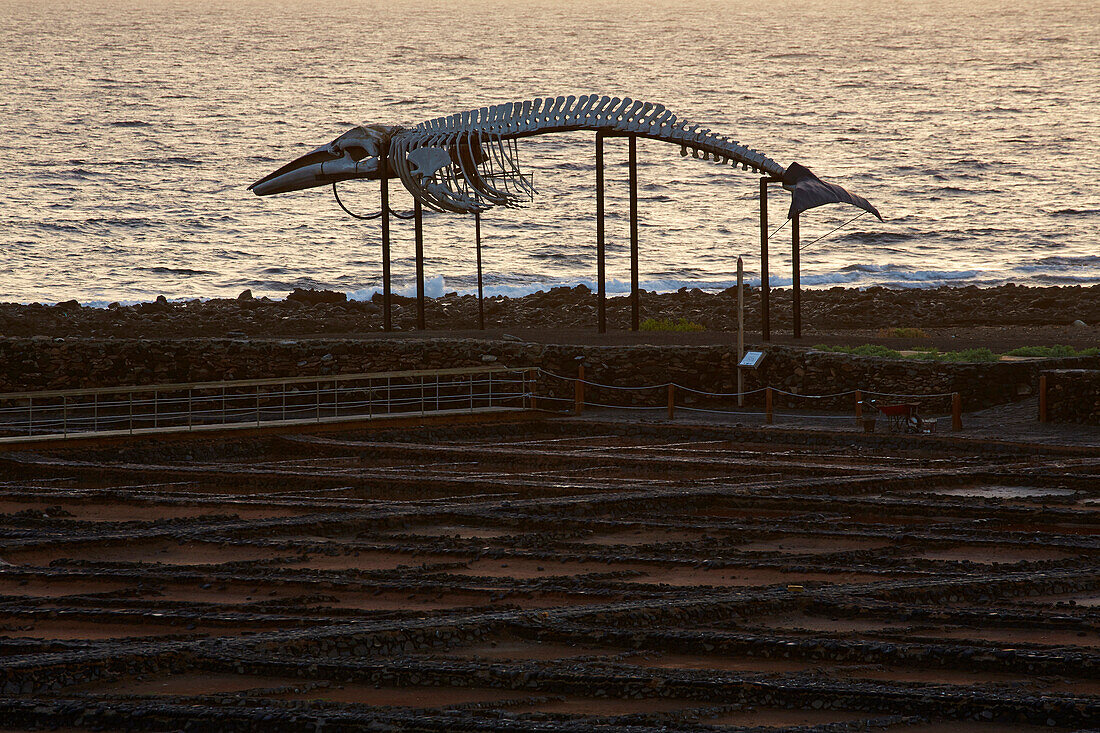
871,401,924,434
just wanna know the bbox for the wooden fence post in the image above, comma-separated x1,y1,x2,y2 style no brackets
765,387,774,424
574,363,585,415
1038,375,1047,423
528,369,538,411
667,384,675,419
854,390,862,419
951,392,962,432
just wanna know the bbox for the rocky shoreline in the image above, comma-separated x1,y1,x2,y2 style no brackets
1,284,1097,339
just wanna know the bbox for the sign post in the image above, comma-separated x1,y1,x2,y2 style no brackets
737,256,744,407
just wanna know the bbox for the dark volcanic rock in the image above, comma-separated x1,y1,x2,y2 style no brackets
0,284,1096,339
287,288,348,305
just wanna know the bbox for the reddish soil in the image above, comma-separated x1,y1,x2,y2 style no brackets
913,546,1075,564
0,617,254,641
7,540,288,567
735,536,893,554
702,708,874,727
453,558,885,587
283,550,457,571
0,500,306,522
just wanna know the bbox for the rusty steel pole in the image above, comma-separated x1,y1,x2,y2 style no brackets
380,158,392,332
475,212,484,330
759,178,770,341
629,134,640,331
414,199,425,330
792,212,801,339
596,132,606,334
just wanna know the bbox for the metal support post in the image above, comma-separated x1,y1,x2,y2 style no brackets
475,212,485,330
792,212,801,339
596,132,606,333
759,178,771,341
737,256,744,407
380,157,392,332
415,199,425,330
629,134,640,331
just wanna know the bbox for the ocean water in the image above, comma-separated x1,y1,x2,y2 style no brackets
1,0,1098,305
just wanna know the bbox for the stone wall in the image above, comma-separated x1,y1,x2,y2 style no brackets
2,337,1097,413
1044,369,1100,425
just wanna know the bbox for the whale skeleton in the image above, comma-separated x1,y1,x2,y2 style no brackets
249,94,881,222
250,95,882,337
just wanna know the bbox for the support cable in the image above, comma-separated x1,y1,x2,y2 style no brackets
333,182,416,220
800,211,867,251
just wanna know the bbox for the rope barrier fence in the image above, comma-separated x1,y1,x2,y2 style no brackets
533,367,962,432
0,362,965,440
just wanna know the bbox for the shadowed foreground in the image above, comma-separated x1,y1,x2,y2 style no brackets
0,416,1098,731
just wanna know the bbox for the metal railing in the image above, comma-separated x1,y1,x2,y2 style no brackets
0,366,535,440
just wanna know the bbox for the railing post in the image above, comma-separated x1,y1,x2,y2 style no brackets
94,393,99,432
188,389,193,430
469,374,474,412
27,397,33,436
951,392,962,432
765,387,774,424
62,395,67,436
854,390,862,419
222,386,227,424
129,392,134,434
334,378,340,418
421,375,426,415
667,384,675,419
487,371,493,409
256,386,261,426
528,369,538,411
316,381,321,422
282,383,286,421
574,363,585,415
1038,375,1048,423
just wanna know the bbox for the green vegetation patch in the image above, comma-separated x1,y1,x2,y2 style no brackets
1003,345,1100,358
640,317,705,332
812,344,903,358
813,344,999,362
906,348,999,363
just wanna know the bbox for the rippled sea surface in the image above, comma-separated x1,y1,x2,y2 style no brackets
1,0,1098,304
